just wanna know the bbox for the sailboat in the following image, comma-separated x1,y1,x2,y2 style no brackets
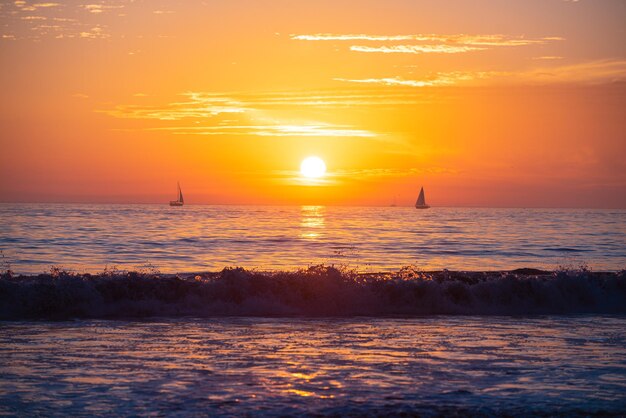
169,182,184,206
415,186,430,209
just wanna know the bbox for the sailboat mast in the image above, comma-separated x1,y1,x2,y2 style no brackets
169,181,184,206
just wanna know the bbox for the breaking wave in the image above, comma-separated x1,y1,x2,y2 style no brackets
1,266,625,319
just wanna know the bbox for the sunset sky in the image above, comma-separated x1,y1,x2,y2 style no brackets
1,0,625,207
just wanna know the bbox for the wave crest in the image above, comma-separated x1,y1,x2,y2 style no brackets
1,266,625,319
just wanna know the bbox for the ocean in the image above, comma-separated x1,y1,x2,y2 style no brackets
1,204,625,274
1,317,625,416
1,204,625,416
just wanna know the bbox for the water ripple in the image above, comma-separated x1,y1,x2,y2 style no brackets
0,204,624,274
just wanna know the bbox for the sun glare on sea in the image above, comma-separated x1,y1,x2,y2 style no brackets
300,156,326,178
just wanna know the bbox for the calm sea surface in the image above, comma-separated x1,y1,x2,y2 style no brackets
1,204,625,274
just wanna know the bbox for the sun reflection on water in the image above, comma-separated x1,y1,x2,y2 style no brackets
300,205,325,240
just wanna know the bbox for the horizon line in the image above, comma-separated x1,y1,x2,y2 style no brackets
0,201,624,210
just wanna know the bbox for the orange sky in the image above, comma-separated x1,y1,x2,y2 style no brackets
1,0,625,207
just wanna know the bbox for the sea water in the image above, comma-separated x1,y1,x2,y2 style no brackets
1,204,625,416
1,317,625,416
1,204,624,274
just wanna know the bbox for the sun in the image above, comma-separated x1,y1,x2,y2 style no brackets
300,156,326,178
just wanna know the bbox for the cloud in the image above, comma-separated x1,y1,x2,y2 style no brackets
349,44,485,54
0,0,129,40
291,33,561,45
80,4,124,14
10,1,58,11
269,166,460,187
292,34,423,41
81,4,105,13
533,56,564,60
335,73,478,87
518,59,626,84
292,33,564,58
292,33,563,49
215,91,433,108
334,167,459,179
79,26,109,39
150,124,377,138
101,91,433,121
335,60,626,87
101,93,246,120
335,77,446,88
101,91,380,138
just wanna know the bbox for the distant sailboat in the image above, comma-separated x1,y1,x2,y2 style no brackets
169,182,184,206
415,186,430,209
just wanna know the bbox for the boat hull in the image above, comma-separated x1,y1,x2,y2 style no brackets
415,205,430,209
169,201,184,207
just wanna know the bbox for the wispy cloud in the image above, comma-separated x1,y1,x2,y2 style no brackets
0,0,132,41
268,166,458,186
518,59,626,84
17,2,59,11
335,77,448,88
334,60,626,87
102,91,380,138
101,91,434,121
291,33,564,59
80,4,124,14
349,45,484,54
78,25,109,39
291,34,562,46
150,124,377,138
101,93,246,120
335,73,478,87
292,34,424,41
291,33,563,57
333,167,459,179
533,56,564,60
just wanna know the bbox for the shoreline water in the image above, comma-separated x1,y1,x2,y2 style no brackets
2,315,625,417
